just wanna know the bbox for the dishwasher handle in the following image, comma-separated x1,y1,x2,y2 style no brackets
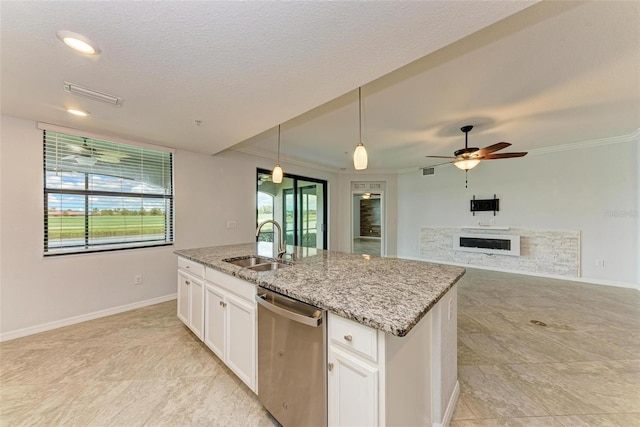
256,293,324,327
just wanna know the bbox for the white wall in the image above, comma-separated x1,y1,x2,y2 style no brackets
397,137,639,286
0,115,339,338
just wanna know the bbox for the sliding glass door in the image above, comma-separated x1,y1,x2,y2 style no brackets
257,169,327,249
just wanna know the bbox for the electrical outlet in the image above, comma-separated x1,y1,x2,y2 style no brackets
134,275,143,285
448,298,454,320
595,259,605,268
226,220,237,229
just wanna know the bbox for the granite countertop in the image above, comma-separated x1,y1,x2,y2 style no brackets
175,243,465,337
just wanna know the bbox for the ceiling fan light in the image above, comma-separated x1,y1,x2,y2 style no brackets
272,164,283,184
454,159,480,171
354,142,368,170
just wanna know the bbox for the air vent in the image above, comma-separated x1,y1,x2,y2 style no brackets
64,82,123,106
422,167,435,176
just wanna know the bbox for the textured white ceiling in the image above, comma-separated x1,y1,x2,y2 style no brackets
1,1,535,158
236,1,640,171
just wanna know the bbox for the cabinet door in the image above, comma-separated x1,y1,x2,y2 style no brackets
328,346,379,427
177,270,191,326
204,283,226,359
189,275,205,339
226,294,256,392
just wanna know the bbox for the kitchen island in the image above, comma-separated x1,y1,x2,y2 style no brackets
175,243,465,427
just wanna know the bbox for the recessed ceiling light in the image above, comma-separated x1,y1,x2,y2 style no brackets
67,108,90,117
56,30,101,55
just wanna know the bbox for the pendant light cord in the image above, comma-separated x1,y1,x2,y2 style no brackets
358,87,362,143
277,124,281,164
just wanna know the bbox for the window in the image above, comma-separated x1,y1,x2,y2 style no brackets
43,129,174,255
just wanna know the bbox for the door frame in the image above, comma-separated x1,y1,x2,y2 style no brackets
350,190,386,257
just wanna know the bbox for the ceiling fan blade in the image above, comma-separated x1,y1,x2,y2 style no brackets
427,160,455,168
482,152,528,160
96,154,121,164
62,142,90,155
472,142,511,158
425,155,456,159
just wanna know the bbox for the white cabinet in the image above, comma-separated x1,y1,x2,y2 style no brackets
327,285,459,427
177,257,205,340
225,294,256,388
204,267,257,392
204,284,226,358
177,270,189,325
328,346,379,427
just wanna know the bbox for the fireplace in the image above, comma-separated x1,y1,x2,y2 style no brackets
453,233,520,256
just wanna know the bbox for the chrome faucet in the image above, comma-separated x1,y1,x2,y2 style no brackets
256,220,286,259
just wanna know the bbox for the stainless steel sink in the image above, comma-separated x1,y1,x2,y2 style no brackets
247,262,289,272
223,256,274,268
223,256,291,271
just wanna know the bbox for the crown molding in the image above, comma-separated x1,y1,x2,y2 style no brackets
527,128,639,156
337,168,399,176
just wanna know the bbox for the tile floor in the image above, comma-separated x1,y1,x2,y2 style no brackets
1,268,638,426
452,269,640,427
352,238,382,256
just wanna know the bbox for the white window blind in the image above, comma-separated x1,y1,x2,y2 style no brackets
43,129,174,255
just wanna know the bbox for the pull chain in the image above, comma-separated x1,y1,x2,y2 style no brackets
465,170,468,188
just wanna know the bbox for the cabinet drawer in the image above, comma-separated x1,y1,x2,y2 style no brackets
205,267,256,303
329,313,378,363
178,257,204,277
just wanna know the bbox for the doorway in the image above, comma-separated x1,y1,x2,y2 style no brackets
257,169,327,250
351,182,386,256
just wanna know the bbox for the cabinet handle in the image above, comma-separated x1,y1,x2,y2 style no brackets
185,265,190,269
343,334,353,342
185,280,190,285
219,301,227,308
328,362,334,372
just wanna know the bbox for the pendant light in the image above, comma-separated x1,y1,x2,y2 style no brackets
353,87,368,170
272,125,284,184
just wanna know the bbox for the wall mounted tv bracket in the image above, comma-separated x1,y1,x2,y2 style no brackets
471,194,499,216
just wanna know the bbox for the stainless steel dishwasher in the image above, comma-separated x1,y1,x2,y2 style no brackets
256,288,327,427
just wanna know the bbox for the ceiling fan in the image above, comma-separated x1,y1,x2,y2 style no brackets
426,125,527,171
62,138,129,166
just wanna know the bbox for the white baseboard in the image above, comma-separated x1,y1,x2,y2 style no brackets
399,255,639,291
0,293,177,342
434,380,459,427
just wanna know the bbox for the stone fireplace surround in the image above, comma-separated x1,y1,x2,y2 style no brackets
420,227,580,278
